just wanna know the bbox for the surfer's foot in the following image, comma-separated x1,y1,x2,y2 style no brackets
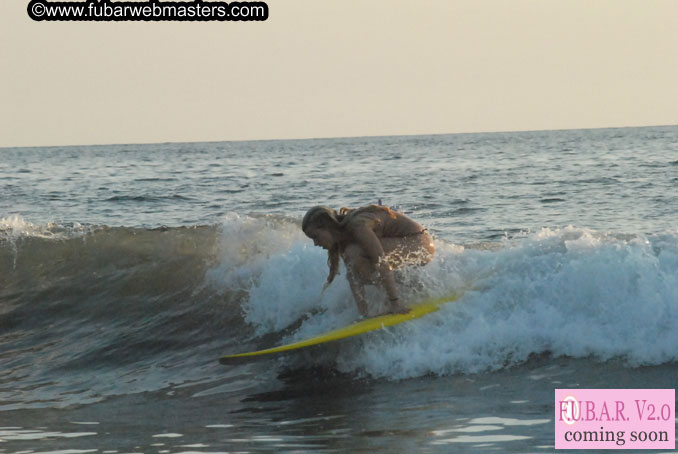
387,304,411,315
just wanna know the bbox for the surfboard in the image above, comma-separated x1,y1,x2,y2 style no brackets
219,292,461,364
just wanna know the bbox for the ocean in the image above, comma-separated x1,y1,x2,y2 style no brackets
1,126,677,453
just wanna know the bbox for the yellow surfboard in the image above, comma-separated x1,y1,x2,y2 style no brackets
219,292,461,364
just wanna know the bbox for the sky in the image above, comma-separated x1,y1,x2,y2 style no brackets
1,0,677,148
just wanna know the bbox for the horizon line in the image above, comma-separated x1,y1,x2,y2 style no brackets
2,123,676,150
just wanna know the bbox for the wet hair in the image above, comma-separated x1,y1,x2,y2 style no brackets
302,204,397,288
301,206,342,232
302,206,346,287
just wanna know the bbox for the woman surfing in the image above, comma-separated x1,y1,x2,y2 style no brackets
302,204,435,316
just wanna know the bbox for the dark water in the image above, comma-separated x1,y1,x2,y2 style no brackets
1,126,677,453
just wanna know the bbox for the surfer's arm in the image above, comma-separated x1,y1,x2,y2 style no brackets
345,266,369,317
348,225,399,303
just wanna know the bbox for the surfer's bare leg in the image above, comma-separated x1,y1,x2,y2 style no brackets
344,244,410,315
380,234,435,268
378,235,435,313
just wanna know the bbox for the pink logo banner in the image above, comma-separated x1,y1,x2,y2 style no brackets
555,389,675,450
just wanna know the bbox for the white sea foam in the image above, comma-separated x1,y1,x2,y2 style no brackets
208,213,359,334
213,215,678,379
0,215,92,240
337,227,678,378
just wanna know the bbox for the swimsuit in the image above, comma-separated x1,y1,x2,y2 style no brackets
403,228,428,238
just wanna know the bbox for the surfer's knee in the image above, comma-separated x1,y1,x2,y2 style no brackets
417,233,435,265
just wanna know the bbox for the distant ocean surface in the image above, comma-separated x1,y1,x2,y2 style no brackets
1,126,677,453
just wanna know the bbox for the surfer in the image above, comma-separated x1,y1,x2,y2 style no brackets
302,204,435,316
